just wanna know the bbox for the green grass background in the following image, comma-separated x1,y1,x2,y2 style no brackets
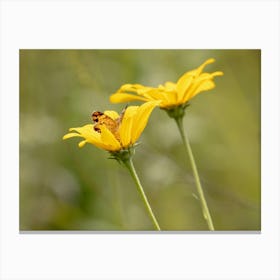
20,50,260,230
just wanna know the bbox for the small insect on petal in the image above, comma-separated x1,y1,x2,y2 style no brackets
91,108,128,141
92,111,104,123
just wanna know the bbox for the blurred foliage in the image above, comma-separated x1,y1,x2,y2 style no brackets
20,50,260,231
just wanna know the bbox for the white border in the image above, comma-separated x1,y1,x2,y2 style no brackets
1,1,279,279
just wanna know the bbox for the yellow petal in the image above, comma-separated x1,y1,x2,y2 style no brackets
163,82,177,92
189,80,216,100
119,115,134,147
123,106,139,118
86,137,109,150
131,101,159,143
212,71,224,77
104,110,119,120
118,83,147,93
110,93,149,103
142,88,174,106
176,74,194,103
63,132,82,140
100,126,121,151
192,58,216,77
118,106,138,147
178,58,216,82
63,124,108,150
69,125,102,144
182,71,223,103
78,140,87,148
69,124,94,134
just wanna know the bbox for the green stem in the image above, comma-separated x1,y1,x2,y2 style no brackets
175,117,215,231
124,158,161,231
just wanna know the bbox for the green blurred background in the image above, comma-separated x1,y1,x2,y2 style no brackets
20,50,260,231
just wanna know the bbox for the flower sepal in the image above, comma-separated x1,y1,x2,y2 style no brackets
108,145,137,164
163,103,190,120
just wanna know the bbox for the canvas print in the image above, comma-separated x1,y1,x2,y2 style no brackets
20,50,260,231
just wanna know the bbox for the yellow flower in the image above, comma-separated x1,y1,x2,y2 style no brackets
63,101,159,152
110,58,224,109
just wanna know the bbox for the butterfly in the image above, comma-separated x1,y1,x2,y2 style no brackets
91,107,127,140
